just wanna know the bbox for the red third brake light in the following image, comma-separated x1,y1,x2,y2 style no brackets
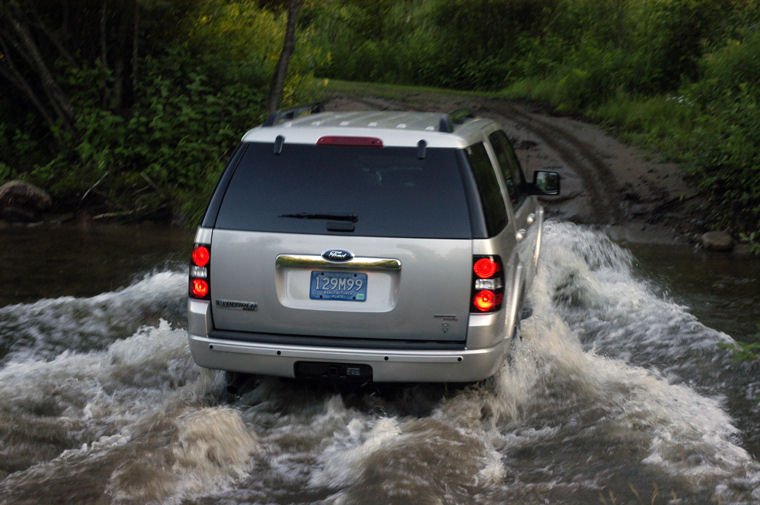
317,136,383,147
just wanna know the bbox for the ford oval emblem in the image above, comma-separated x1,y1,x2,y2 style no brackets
323,249,353,262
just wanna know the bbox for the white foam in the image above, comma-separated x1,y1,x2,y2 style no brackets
508,222,760,499
0,317,265,503
2,224,759,504
0,270,188,362
538,222,736,366
310,416,401,488
107,407,260,504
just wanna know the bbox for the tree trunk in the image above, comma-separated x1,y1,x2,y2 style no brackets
0,44,58,133
267,0,299,114
99,0,111,108
132,0,140,94
6,14,75,131
29,8,77,66
616,0,625,48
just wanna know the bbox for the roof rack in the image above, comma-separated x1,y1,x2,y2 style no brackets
438,107,474,133
263,102,324,127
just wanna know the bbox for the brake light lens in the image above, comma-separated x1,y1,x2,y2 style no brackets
473,290,496,311
471,255,504,312
473,257,500,279
191,279,209,298
316,136,383,147
192,246,210,267
189,244,211,300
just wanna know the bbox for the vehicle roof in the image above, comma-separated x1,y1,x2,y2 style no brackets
241,110,498,148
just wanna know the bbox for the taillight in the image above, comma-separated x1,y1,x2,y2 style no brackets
471,255,504,312
189,244,211,300
191,279,209,298
473,257,500,279
192,246,210,267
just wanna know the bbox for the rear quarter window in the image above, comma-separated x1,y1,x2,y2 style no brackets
465,142,508,236
489,130,527,208
213,142,474,239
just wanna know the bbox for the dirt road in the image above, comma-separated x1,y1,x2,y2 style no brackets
325,92,706,244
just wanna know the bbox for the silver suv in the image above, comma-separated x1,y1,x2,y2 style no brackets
187,105,559,383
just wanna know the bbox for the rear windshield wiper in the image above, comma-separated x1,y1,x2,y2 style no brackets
279,212,358,222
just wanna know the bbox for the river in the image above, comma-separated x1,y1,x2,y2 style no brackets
0,221,758,504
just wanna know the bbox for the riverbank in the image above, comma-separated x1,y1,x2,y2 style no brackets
4,88,750,253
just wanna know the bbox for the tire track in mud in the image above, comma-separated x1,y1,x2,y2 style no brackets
328,95,624,224
484,101,624,224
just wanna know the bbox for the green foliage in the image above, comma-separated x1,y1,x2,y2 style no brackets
590,92,696,153
32,51,264,208
718,326,759,406
308,0,726,96
719,331,760,364
739,232,760,255
2,0,319,222
0,162,11,184
302,0,760,242
306,1,434,85
501,1,760,239
425,0,556,89
3,0,760,235
677,27,760,235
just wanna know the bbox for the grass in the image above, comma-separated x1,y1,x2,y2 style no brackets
319,78,694,167
319,78,500,103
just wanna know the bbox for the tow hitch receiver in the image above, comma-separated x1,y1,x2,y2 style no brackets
294,362,373,382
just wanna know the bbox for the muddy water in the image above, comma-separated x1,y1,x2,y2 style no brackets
0,222,758,504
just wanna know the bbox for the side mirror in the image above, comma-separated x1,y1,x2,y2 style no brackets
531,170,560,196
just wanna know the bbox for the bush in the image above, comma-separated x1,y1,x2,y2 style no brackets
6,0,320,222
677,27,760,234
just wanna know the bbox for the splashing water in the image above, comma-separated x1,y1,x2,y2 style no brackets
0,222,758,505
0,270,188,364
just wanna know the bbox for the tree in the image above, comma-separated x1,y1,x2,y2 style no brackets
267,0,299,113
0,2,77,135
0,0,179,144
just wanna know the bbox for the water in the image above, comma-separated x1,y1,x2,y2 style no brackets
0,222,758,504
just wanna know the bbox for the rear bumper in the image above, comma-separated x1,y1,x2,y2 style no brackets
187,299,509,382
188,333,508,382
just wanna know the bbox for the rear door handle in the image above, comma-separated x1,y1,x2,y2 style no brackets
276,254,401,271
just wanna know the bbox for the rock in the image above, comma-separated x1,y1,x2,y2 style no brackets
0,180,52,222
701,231,734,252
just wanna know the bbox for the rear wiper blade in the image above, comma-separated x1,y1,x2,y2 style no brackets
279,212,358,222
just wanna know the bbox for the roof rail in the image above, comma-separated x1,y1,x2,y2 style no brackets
438,114,454,133
449,107,474,125
438,108,474,133
263,102,324,127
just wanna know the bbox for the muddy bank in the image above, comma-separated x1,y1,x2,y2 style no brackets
325,92,715,248
6,92,724,250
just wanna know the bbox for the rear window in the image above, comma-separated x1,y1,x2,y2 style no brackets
214,142,473,238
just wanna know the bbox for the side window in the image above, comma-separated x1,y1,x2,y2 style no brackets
465,142,508,236
489,130,526,208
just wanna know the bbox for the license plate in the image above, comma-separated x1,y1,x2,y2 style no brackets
310,271,367,302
